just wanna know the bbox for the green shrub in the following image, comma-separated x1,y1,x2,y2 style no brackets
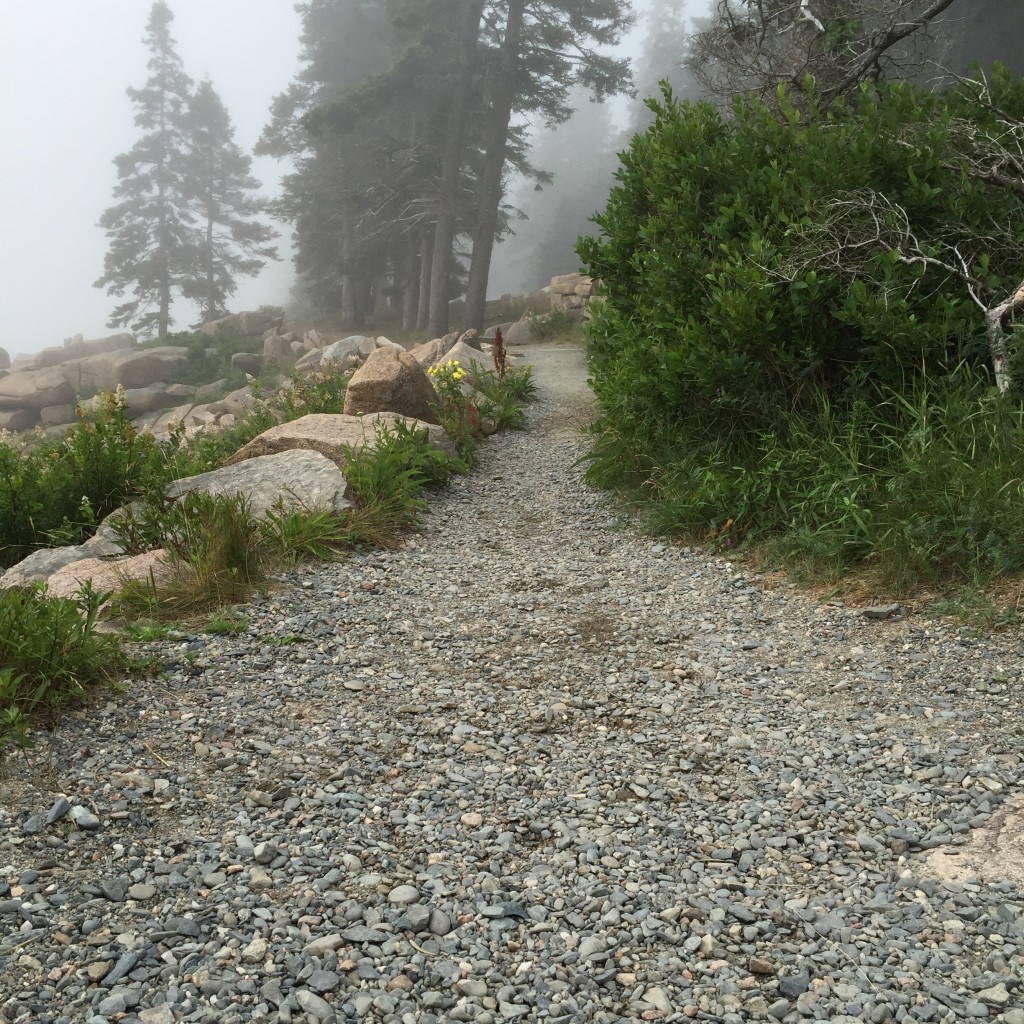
0,583,127,751
578,70,1024,594
579,78,1024,444
0,391,172,569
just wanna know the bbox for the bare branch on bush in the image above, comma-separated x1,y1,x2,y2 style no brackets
689,0,958,109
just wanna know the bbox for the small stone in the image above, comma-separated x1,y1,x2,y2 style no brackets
388,884,419,905
341,925,389,943
778,971,810,999
863,603,901,619
749,958,775,975
768,999,791,1021
977,983,1010,1008
241,935,268,963
304,934,345,955
21,814,44,835
248,867,273,890
429,909,452,936
87,961,112,981
69,805,101,831
253,841,277,865
101,877,129,902
97,993,127,1016
644,987,673,1012
400,904,432,932
307,968,339,993
128,883,156,901
138,1007,175,1024
460,812,483,826
458,979,488,997
295,988,335,1021
103,952,139,985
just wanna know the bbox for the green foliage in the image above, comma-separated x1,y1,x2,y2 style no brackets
0,391,171,569
585,366,1024,594
580,78,1024,441
111,491,271,620
0,583,126,752
427,360,480,462
580,72,1024,594
269,362,353,419
499,364,538,403
528,309,584,341
426,357,536,455
0,359,358,571
202,612,249,634
112,419,459,618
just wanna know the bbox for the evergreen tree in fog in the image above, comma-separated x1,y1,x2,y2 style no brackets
94,1,193,337
96,3,274,336
180,81,277,324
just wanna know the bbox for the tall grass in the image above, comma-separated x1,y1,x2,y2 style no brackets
584,364,1024,594
0,582,127,751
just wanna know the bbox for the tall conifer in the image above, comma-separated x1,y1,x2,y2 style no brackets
95,1,193,337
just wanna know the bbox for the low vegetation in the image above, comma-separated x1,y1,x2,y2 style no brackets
0,361,354,571
0,583,127,754
579,69,1024,601
0,345,535,753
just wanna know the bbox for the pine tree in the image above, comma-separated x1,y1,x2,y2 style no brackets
180,80,277,323
628,0,702,135
94,1,194,337
460,0,634,331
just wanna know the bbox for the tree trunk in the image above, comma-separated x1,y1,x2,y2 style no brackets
985,275,1024,393
463,0,525,333
158,178,170,338
426,0,486,337
340,204,362,326
373,269,391,318
416,224,434,332
205,213,216,321
402,233,420,331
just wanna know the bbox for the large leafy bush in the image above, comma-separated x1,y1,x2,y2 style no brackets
578,72,1024,591
579,77,1024,446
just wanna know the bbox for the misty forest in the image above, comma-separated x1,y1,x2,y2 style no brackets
4,0,1022,596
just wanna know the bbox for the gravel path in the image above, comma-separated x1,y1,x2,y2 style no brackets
2,344,1023,1024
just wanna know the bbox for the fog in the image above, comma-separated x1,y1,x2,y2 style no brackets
12,1,999,358
0,2,301,358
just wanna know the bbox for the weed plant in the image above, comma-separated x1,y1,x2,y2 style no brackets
111,421,459,619
0,582,127,752
585,365,1024,594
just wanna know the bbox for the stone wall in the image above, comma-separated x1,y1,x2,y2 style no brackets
549,273,598,313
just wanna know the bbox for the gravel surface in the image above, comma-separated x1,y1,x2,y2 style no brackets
1,344,1022,1024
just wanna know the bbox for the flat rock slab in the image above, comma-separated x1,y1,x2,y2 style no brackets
921,795,1024,886
168,449,352,516
222,412,455,468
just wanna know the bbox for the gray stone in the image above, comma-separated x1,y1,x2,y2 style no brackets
778,971,810,999
166,449,352,517
45,796,71,824
388,884,419,905
295,989,336,1022
68,805,101,831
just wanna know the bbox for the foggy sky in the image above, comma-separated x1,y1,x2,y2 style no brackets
0,1,683,359
0,2,301,358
